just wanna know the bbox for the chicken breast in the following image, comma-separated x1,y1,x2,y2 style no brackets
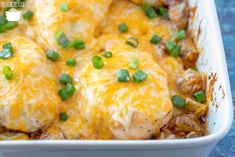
0,34,60,132
98,0,177,41
34,0,113,60
75,36,173,139
41,104,96,140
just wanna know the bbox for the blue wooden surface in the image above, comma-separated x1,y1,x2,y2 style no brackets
209,0,235,156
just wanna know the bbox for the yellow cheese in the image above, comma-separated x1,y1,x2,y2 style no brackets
0,34,60,132
75,37,173,139
0,0,190,139
34,0,113,60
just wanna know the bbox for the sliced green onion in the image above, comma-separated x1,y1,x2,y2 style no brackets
133,70,148,83
170,45,181,57
46,50,59,61
0,49,12,59
23,10,34,21
59,112,68,121
72,40,85,50
145,7,157,19
171,95,185,108
55,31,70,48
58,88,69,101
118,23,128,33
0,16,7,27
166,41,181,57
60,3,68,12
176,30,186,41
65,83,76,96
156,7,168,16
91,56,104,69
59,73,73,85
103,51,112,58
3,43,13,51
66,58,77,67
2,66,13,80
166,41,176,52
0,42,13,59
129,58,139,70
3,21,18,30
126,36,139,48
141,3,157,19
150,35,161,45
193,91,205,103
66,39,85,50
141,3,151,12
116,69,130,83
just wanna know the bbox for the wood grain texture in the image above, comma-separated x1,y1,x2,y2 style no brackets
210,0,235,156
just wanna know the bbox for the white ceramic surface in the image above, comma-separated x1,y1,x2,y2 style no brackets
0,0,233,157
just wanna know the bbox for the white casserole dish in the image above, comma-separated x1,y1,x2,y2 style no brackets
0,0,233,157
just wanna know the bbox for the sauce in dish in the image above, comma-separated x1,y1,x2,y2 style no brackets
0,0,207,140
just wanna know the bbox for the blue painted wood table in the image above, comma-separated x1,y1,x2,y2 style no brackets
209,0,235,156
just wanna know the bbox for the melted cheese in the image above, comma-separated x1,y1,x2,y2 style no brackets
0,0,189,139
75,37,172,139
98,0,177,41
0,35,60,132
34,0,113,60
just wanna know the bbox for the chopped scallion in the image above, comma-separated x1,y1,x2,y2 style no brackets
55,31,70,48
176,30,186,41
133,70,148,83
59,112,68,121
103,51,112,58
126,36,139,48
118,23,128,33
46,50,59,61
58,88,69,101
156,7,168,16
65,83,76,96
60,3,68,12
150,35,161,45
193,91,205,103
23,10,34,21
141,3,157,19
129,58,139,70
116,69,130,83
3,21,18,30
0,16,7,26
166,41,181,57
66,58,77,67
0,42,13,59
59,73,73,85
171,95,185,108
91,56,104,69
2,66,13,80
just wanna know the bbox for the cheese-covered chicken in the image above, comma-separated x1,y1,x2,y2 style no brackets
0,0,207,140
0,34,60,132
75,38,173,139
34,0,112,60
99,0,177,41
